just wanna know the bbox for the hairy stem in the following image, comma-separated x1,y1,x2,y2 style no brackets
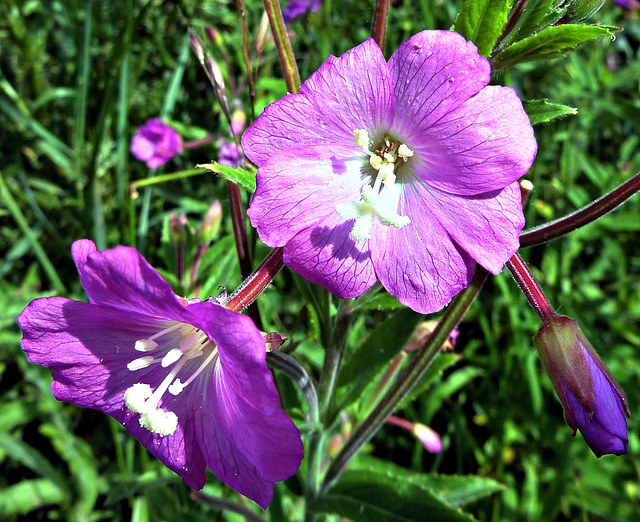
263,0,301,93
506,252,554,320
372,0,390,51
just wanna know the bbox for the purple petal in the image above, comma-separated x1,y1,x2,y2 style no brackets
248,145,368,247
408,85,537,195
130,135,155,161
416,181,524,274
389,31,490,142
242,38,394,166
370,185,475,313
564,346,628,457
71,240,195,321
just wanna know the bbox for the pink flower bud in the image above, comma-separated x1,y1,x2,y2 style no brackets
534,315,629,457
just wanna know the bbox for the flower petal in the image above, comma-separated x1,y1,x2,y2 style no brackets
415,181,524,274
370,185,475,313
242,38,394,166
17,296,208,488
408,85,537,195
248,145,368,247
71,239,194,321
190,303,303,508
389,30,490,142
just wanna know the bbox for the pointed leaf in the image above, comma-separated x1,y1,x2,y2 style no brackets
523,99,578,125
0,479,67,516
196,162,256,192
494,24,617,70
311,469,476,521
452,0,512,58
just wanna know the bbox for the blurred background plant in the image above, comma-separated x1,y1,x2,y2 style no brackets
1,0,639,520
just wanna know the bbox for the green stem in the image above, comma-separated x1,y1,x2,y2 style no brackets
321,268,488,492
191,491,266,522
263,0,301,93
520,171,640,247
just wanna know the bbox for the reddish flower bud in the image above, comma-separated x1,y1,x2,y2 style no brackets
534,315,629,457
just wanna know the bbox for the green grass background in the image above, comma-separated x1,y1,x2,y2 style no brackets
1,0,639,520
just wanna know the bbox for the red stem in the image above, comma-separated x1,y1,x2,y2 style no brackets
506,252,554,320
372,0,390,51
386,415,413,432
226,248,284,312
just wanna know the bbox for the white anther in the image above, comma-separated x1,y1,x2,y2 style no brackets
168,379,186,396
139,408,178,436
135,339,158,352
353,129,371,152
124,383,153,413
161,348,183,368
127,356,155,371
397,143,414,160
370,155,383,170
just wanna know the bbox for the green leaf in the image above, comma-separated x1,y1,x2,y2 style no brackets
522,99,577,125
494,24,617,70
196,162,257,192
452,0,512,58
350,455,506,508
336,308,423,412
499,0,564,49
311,469,476,521
0,479,67,516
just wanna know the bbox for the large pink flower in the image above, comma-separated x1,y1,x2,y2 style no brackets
242,31,537,313
18,240,303,508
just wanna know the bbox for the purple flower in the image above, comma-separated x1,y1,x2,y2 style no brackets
615,0,640,10
131,118,183,168
282,0,322,24
218,140,244,168
17,240,303,508
534,315,629,457
242,31,536,313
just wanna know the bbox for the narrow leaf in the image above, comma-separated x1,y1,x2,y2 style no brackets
0,479,67,516
494,24,617,69
452,0,512,58
523,99,577,125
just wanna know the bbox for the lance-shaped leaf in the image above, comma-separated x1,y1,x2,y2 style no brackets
452,0,511,58
523,99,578,126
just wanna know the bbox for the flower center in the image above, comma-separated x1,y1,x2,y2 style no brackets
337,130,412,241
123,322,218,436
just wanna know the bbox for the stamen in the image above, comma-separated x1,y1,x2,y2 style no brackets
139,409,178,436
135,339,158,352
161,348,183,368
168,379,186,396
127,356,156,371
398,143,414,160
353,129,371,152
124,383,153,413
148,323,184,341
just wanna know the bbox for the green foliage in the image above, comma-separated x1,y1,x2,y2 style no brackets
452,0,512,58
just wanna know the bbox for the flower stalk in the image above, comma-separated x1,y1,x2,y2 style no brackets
226,248,284,312
263,0,301,93
520,171,640,248
506,252,554,320
372,0,390,51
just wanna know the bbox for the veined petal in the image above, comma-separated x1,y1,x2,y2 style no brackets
248,144,370,247
408,85,537,195
72,239,195,320
389,30,490,141
370,184,475,313
242,38,394,166
417,181,525,274
283,214,377,299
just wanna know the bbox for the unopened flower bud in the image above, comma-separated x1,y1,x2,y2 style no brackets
534,315,629,457
199,200,222,245
169,212,189,245
412,423,442,454
131,119,183,169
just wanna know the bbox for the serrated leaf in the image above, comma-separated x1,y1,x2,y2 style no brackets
0,479,67,516
494,24,617,70
196,162,256,192
452,0,512,58
351,455,506,508
523,99,577,125
336,308,423,413
311,469,476,522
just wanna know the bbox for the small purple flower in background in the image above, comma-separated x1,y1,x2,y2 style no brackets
615,0,640,10
283,0,322,24
534,315,629,457
18,240,303,508
218,140,244,168
131,118,183,168
242,31,537,314
387,416,442,454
